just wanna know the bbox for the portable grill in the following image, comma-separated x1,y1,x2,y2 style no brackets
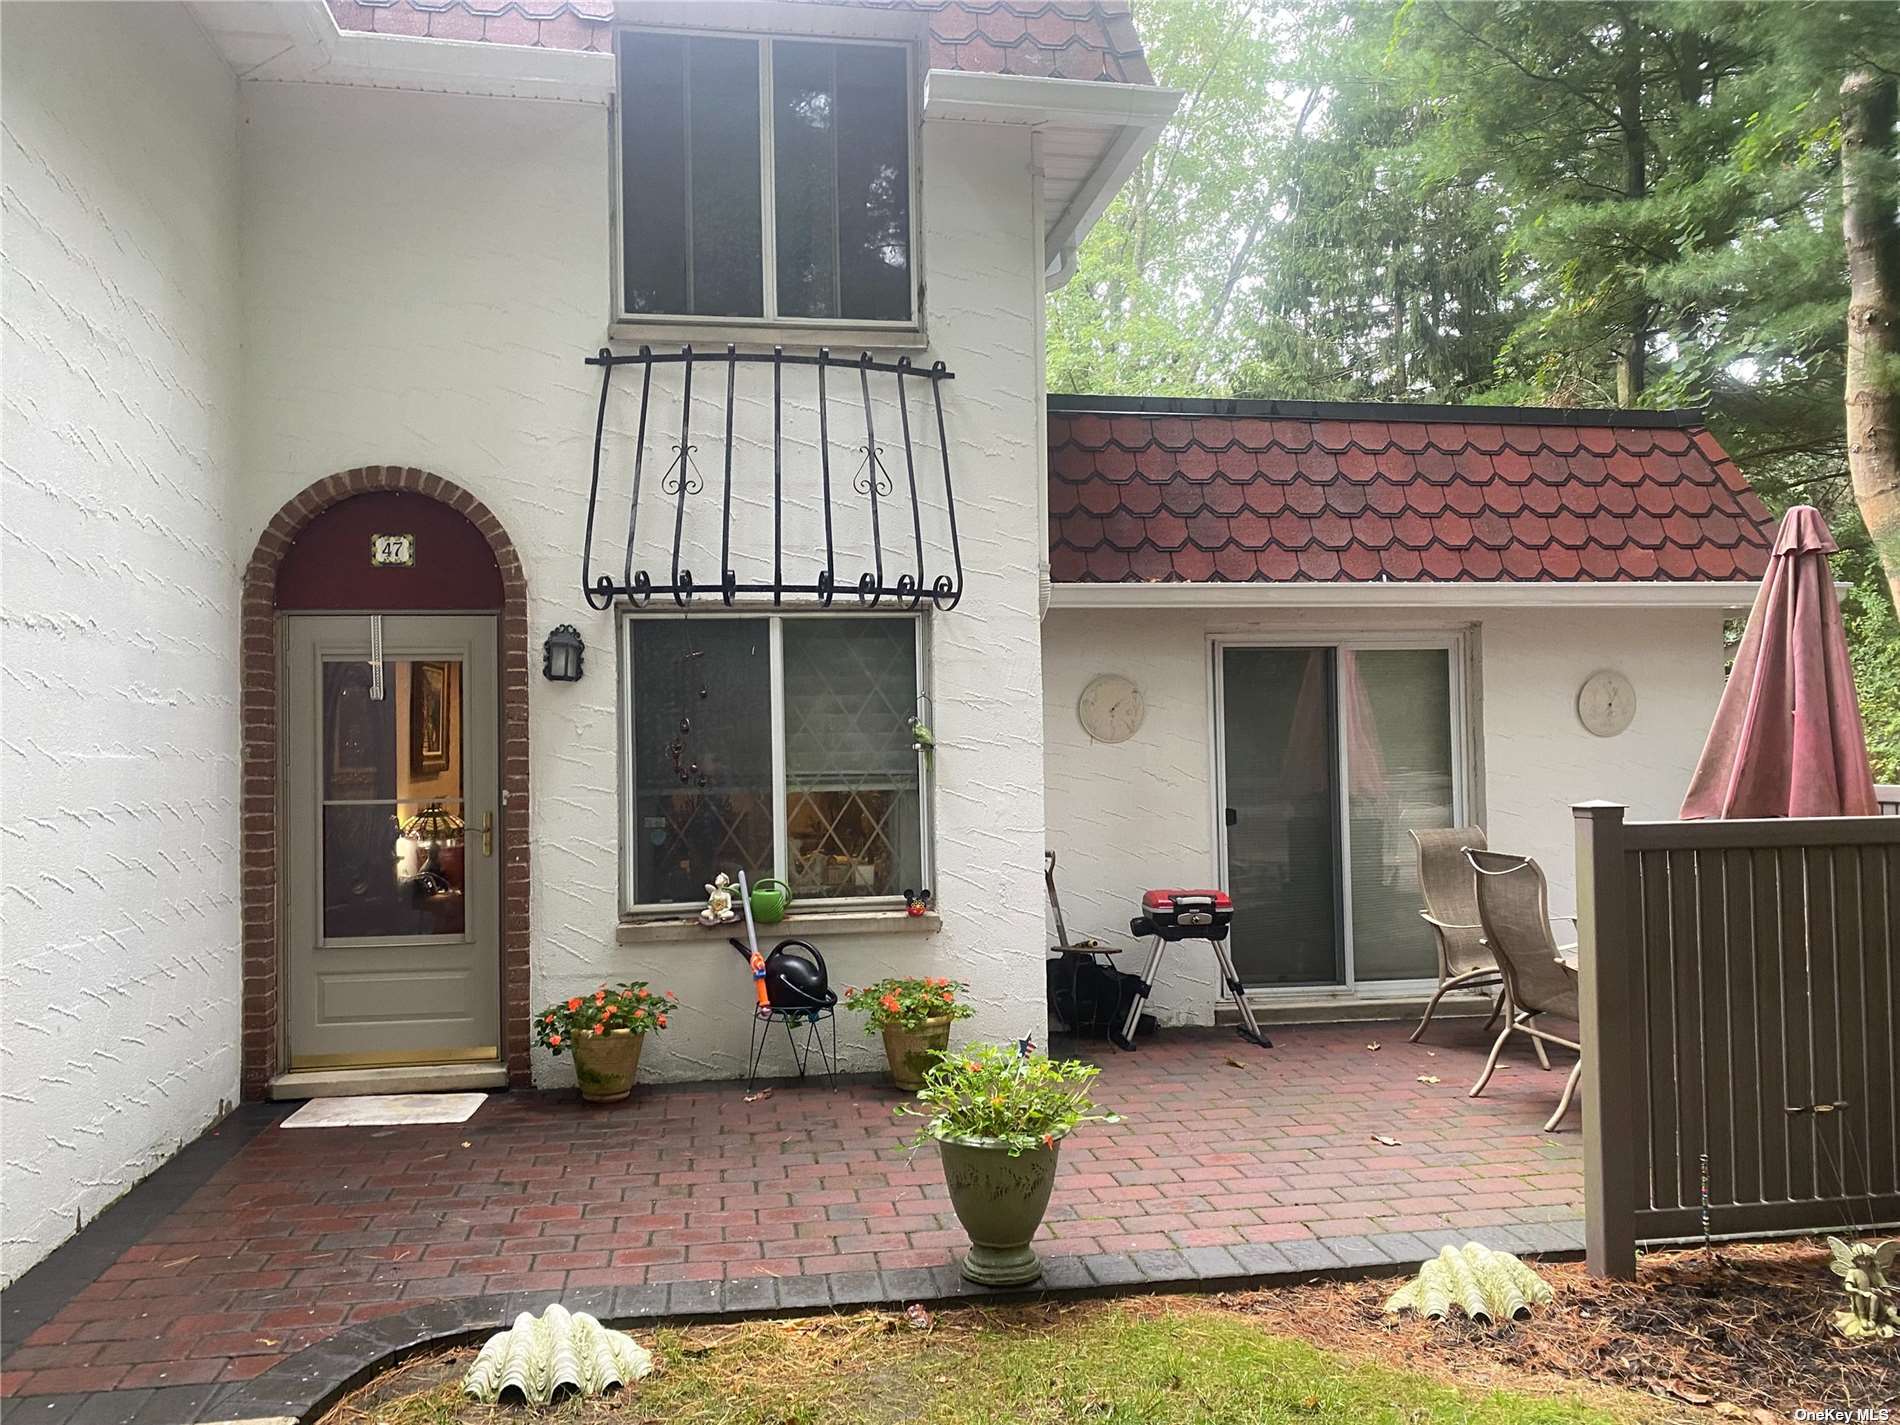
1112,888,1271,1051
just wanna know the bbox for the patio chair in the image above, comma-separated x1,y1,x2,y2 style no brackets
1408,827,1505,1043
1463,849,1582,1132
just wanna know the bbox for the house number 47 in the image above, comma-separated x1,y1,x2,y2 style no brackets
370,533,416,567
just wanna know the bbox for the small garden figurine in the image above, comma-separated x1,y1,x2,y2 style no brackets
700,872,739,926
1828,1236,1899,1339
897,1040,1118,1285
844,976,973,1089
536,981,679,1103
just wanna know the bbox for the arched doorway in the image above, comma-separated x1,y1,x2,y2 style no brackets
240,469,531,1098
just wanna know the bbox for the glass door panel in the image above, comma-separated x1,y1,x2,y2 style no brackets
1346,649,1455,981
319,659,465,940
1221,647,1341,986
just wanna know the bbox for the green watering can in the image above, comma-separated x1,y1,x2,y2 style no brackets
749,877,794,925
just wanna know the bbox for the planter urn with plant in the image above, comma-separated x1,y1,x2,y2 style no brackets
844,976,974,1089
535,981,678,1104
900,1040,1118,1285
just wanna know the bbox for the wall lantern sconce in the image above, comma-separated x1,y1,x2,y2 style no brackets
543,625,585,682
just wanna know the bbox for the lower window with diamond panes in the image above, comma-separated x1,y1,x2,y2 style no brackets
620,614,926,914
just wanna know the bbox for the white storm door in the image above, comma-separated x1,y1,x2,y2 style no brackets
283,614,500,1067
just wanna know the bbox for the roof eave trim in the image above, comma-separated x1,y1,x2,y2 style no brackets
1049,392,1708,428
1043,117,1152,270
1044,581,1764,611
924,71,1178,270
922,70,1182,129
238,0,616,101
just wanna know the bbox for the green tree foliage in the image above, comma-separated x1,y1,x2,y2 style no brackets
1048,0,1900,776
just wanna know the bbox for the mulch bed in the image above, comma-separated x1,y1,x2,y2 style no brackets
322,1240,1893,1424
1227,1239,1897,1417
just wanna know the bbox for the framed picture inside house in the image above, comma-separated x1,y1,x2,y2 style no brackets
410,661,451,776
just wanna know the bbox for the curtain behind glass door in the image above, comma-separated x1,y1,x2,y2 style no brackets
1221,647,1341,985
1346,649,1455,980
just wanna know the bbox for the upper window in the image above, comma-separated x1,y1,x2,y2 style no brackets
617,31,915,326
621,615,927,913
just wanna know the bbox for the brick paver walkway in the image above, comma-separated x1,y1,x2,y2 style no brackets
1,1020,1582,1405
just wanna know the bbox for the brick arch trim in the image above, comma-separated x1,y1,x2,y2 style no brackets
240,466,531,1098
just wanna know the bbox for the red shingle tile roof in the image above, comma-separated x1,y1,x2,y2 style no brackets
324,0,1153,82
1047,397,1776,584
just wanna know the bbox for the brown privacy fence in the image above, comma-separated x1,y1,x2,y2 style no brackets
1573,802,1900,1277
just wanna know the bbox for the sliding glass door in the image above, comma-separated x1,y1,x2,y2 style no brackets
1221,648,1340,985
1219,640,1461,988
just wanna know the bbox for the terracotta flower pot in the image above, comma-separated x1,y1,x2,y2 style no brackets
570,1028,643,1104
881,1015,951,1090
937,1135,1061,1285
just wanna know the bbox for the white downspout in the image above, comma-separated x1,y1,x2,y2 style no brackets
1031,129,1052,621
1044,243,1076,291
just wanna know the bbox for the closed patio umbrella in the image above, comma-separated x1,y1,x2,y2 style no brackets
1680,505,1878,819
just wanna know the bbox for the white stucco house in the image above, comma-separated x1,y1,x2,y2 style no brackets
0,0,1774,1282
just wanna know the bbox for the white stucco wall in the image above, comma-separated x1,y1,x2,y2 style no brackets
1,3,243,1283
1040,603,1728,1026
1478,607,1730,902
237,81,1050,1082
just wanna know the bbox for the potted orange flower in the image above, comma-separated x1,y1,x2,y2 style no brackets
843,976,974,1089
535,981,677,1103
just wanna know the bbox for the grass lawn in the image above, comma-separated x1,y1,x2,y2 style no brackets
331,1298,1652,1425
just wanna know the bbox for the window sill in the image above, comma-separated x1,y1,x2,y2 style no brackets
607,320,928,352
615,907,942,945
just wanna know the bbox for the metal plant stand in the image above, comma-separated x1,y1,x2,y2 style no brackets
746,1005,838,1093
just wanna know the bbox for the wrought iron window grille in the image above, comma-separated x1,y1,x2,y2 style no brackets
582,345,964,612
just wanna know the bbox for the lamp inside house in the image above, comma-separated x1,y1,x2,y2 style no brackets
399,801,464,895
543,624,584,682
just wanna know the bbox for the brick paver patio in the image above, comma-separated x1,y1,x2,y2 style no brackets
0,1019,1582,1417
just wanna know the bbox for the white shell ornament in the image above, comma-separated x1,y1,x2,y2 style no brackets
1383,1243,1554,1323
463,1302,654,1405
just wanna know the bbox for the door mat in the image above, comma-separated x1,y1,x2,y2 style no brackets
281,1093,488,1129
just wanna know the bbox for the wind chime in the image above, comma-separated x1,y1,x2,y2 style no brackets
666,642,709,789
663,619,715,894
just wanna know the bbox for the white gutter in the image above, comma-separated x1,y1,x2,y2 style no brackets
922,70,1184,128
1044,581,1766,612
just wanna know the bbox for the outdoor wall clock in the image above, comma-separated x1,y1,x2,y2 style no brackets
1577,669,1636,737
1078,674,1145,744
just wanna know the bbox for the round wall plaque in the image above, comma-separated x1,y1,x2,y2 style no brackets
1077,674,1144,743
1577,669,1636,737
